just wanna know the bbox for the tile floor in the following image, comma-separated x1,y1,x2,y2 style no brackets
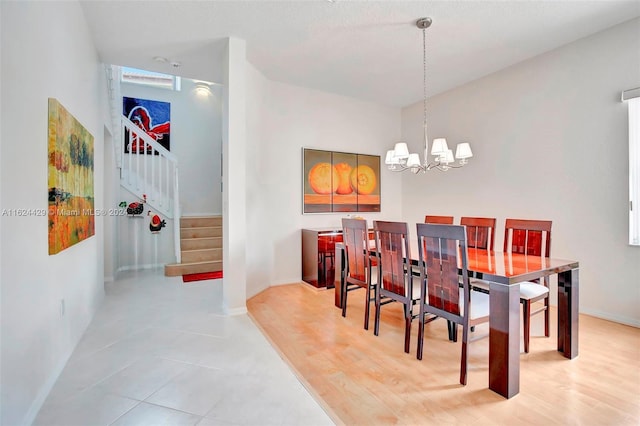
33,270,334,426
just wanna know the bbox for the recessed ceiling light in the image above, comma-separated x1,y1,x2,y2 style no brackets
153,56,169,63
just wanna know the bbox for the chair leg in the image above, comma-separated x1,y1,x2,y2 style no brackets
404,303,411,354
523,300,531,353
374,290,381,336
544,296,550,337
341,281,347,318
363,285,370,330
448,320,458,342
460,325,469,385
417,312,425,360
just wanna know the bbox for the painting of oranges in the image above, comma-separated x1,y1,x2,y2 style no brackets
303,149,380,213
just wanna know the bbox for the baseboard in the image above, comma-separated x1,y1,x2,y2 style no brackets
273,278,308,287
22,349,70,426
181,212,221,217
579,308,640,328
116,263,164,273
224,305,248,316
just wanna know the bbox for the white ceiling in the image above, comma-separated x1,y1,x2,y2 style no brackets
80,0,640,108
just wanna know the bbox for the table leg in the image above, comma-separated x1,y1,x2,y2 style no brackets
334,244,345,308
557,268,579,359
488,281,520,398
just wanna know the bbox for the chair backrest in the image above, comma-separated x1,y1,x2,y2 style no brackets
460,216,496,251
504,218,552,257
373,221,412,299
416,223,469,321
342,218,369,284
425,215,454,224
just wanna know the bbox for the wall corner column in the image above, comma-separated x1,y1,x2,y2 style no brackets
222,37,248,315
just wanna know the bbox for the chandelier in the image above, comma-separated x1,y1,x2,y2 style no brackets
385,17,473,173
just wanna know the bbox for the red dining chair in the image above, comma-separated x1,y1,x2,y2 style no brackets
341,218,377,330
415,223,490,385
424,215,460,341
460,216,496,251
459,217,497,293
504,218,552,353
372,220,421,353
425,215,454,224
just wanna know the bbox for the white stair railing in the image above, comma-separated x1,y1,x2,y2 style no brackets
120,115,182,262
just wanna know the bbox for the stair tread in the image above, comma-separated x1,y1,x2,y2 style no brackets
165,260,222,276
180,227,222,236
180,216,222,228
181,225,221,229
181,236,221,240
182,247,221,252
167,259,221,266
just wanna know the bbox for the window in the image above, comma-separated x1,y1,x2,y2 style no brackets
624,87,640,246
121,67,181,90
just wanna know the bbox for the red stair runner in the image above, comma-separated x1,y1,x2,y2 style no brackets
182,271,223,282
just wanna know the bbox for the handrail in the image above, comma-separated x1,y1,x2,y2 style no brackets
122,116,177,161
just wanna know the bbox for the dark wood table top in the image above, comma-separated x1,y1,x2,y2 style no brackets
465,248,579,285
338,241,579,286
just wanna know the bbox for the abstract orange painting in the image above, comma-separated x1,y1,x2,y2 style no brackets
48,98,95,254
303,148,380,214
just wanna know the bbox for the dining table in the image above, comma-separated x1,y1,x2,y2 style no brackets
334,241,579,399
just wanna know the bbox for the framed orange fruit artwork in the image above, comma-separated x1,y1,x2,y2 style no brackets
303,148,380,214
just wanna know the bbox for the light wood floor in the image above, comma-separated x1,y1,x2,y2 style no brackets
247,283,640,426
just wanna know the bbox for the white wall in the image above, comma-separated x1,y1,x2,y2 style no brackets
0,2,109,424
222,37,248,314
103,129,118,282
401,18,640,326
244,64,404,299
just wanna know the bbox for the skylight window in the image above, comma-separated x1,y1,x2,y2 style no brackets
121,67,181,90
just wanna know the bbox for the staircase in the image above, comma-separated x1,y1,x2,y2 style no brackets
105,64,222,275
105,64,182,264
165,216,222,276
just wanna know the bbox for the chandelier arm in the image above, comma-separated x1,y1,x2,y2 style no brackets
389,162,464,173
433,163,464,172
388,164,425,173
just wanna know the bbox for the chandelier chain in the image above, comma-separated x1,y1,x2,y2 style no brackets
422,24,428,160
